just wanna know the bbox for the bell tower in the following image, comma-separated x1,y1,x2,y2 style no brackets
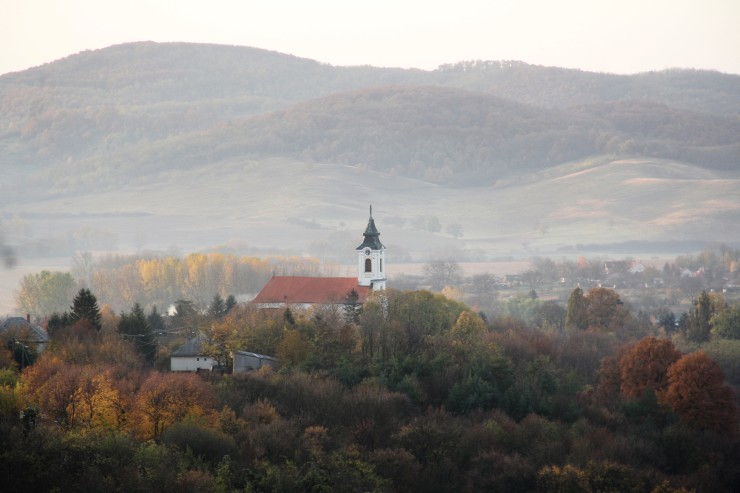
356,206,386,290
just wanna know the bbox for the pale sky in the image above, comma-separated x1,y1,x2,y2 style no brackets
2,0,739,76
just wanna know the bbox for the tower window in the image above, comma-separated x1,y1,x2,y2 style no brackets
380,259,383,272
365,258,372,273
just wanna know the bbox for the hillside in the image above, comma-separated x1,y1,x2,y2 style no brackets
1,41,739,287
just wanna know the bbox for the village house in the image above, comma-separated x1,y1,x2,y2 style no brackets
170,337,217,372
0,315,50,359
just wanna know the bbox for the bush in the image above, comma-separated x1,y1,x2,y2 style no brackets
160,420,238,465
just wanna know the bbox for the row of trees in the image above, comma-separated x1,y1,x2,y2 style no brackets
15,252,323,316
1,282,739,491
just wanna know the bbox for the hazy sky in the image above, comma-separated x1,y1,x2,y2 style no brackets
2,0,739,76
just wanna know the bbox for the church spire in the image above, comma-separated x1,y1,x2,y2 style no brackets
356,206,386,290
357,205,384,250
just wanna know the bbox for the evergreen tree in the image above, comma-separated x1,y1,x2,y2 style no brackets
118,303,156,363
69,288,102,331
343,289,361,324
173,299,198,331
46,312,72,338
208,294,226,319
224,294,237,314
147,305,166,335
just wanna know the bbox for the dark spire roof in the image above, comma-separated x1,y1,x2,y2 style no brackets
356,205,385,250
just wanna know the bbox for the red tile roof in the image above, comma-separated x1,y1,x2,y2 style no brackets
252,276,371,305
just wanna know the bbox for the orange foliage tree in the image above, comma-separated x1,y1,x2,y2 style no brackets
618,337,682,400
133,372,215,440
660,351,738,434
19,355,128,431
19,355,82,429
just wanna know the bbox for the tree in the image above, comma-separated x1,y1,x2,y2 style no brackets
172,299,198,332
566,287,588,331
712,303,740,339
202,318,239,370
19,355,82,429
586,287,628,332
661,351,738,434
450,311,485,343
423,259,463,291
133,372,215,440
118,303,156,363
46,312,72,338
208,294,227,319
685,290,713,342
147,305,166,335
534,301,566,332
224,294,237,314
657,310,677,334
618,337,682,400
343,289,362,324
67,366,124,431
70,288,102,331
15,270,77,318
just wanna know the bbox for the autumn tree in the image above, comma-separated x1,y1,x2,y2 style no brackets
687,291,711,342
566,287,588,331
18,355,82,429
586,287,629,332
67,366,124,431
202,317,240,369
70,288,102,331
15,270,77,318
618,337,682,400
450,310,485,343
660,351,738,434
133,372,215,440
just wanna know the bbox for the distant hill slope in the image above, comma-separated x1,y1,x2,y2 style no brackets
1,42,738,258
21,85,740,190
2,41,739,181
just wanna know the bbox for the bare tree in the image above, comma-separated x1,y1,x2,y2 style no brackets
423,259,463,291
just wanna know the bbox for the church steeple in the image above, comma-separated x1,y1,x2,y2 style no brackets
356,205,385,251
356,205,386,290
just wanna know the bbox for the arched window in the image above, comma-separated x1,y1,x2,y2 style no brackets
380,259,383,272
365,258,372,273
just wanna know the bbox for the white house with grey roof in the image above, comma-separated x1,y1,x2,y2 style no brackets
170,337,216,372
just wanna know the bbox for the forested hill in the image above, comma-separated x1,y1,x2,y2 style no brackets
2,42,738,187
75,84,731,188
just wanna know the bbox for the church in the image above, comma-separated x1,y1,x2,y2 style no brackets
252,207,387,309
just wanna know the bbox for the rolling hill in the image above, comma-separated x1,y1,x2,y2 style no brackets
1,41,739,285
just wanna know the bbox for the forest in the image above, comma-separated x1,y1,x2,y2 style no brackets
2,248,740,492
